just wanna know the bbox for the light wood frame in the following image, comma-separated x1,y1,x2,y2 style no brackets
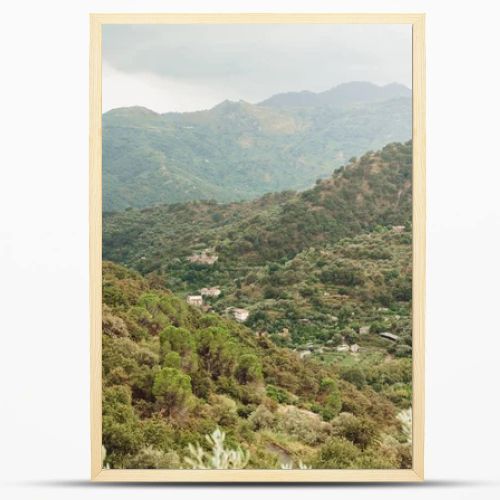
90,12,425,482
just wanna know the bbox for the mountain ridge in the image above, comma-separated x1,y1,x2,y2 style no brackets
259,81,411,108
103,82,411,212
104,81,411,116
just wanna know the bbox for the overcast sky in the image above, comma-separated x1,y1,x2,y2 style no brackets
103,24,412,113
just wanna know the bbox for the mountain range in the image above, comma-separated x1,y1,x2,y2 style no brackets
259,81,411,107
103,82,412,211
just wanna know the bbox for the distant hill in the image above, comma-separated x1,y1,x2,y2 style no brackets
260,82,411,108
103,82,411,211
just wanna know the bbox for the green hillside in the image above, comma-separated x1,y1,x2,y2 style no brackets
104,141,411,266
103,141,412,355
103,82,411,211
102,260,412,469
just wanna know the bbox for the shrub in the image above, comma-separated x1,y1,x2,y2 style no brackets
249,404,276,430
332,413,378,450
319,378,342,420
340,366,367,389
266,385,291,404
124,447,181,469
209,395,239,427
314,437,361,468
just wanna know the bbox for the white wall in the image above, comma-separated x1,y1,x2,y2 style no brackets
1,1,499,499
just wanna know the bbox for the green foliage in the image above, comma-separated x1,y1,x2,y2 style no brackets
314,437,362,468
266,384,292,404
197,327,237,380
235,354,263,384
101,138,414,470
163,351,181,369
102,386,143,467
319,378,342,420
332,413,378,450
124,447,181,469
339,366,367,390
101,261,412,469
152,367,193,415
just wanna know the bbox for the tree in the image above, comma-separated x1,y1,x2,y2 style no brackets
102,385,143,467
235,354,263,384
159,326,195,358
152,367,192,416
197,327,236,379
163,351,181,369
319,378,342,420
333,413,378,450
159,326,198,373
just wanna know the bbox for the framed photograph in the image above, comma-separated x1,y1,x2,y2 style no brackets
90,13,425,482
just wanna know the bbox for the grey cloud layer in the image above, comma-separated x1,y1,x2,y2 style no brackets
103,24,411,111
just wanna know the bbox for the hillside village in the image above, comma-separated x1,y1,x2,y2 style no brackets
104,142,412,361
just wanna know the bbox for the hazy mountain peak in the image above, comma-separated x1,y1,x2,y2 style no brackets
260,81,411,108
212,99,250,111
104,105,159,117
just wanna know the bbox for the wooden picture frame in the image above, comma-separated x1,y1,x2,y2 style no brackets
90,12,425,482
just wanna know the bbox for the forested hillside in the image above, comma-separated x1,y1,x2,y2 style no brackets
102,140,413,469
104,141,411,268
103,82,411,211
104,140,412,358
102,261,412,469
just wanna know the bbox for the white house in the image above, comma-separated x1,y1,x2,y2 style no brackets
232,308,250,322
187,249,219,265
298,350,312,359
278,328,290,339
186,295,203,307
379,332,400,341
200,287,221,297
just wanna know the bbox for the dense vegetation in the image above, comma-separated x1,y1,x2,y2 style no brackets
104,141,411,267
102,261,412,469
102,134,414,469
103,82,411,211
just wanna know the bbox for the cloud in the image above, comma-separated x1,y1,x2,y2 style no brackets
103,24,411,112
102,62,252,113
